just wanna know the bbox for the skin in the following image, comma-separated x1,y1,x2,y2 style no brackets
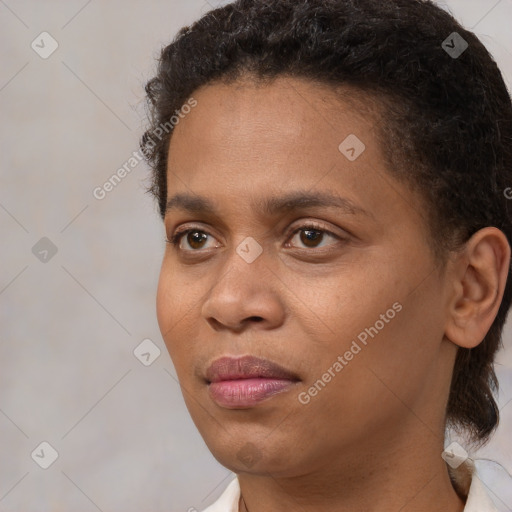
156,75,510,512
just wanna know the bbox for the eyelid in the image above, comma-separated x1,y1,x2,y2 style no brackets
167,220,348,251
167,226,221,250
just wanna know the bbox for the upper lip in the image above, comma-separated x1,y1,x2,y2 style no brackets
205,355,300,384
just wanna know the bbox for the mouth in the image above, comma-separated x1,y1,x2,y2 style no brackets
205,355,300,409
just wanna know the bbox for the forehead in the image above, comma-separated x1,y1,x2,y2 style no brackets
170,75,379,146
166,76,383,188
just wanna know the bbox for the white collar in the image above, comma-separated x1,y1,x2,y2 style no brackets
447,458,499,511
201,459,499,511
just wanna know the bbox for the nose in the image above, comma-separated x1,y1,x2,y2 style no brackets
201,247,285,333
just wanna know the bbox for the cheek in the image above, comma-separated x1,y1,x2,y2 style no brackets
156,264,187,356
156,261,209,363
346,269,448,411
299,249,435,373
156,269,171,336
310,267,402,341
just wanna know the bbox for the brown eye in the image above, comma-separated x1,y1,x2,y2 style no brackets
185,231,209,250
299,229,324,248
288,225,340,249
168,229,213,250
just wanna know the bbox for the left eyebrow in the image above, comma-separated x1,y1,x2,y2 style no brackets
256,190,372,218
165,190,372,219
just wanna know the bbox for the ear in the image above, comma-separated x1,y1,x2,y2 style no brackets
444,227,511,349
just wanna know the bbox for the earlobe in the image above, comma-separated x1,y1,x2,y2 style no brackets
444,227,511,349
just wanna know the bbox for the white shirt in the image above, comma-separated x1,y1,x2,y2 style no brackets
200,459,498,512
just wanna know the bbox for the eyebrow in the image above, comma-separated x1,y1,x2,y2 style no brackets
165,190,372,218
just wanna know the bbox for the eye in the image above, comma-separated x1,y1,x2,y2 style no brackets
166,222,343,252
166,228,217,251
286,223,342,249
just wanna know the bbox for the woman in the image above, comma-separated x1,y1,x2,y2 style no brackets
140,0,512,510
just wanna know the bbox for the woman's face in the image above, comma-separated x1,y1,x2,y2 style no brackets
156,76,456,477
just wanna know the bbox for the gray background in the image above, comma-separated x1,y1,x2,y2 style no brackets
1,1,511,511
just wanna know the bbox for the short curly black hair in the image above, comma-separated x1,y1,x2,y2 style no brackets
140,0,512,446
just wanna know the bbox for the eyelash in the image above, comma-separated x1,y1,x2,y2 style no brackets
165,222,344,251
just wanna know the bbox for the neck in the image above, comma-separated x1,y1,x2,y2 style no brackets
237,427,466,512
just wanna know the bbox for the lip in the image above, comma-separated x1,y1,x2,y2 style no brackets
205,355,300,409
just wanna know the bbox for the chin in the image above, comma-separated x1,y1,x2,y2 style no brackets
206,433,302,477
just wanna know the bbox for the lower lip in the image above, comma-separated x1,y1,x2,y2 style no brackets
208,378,297,408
